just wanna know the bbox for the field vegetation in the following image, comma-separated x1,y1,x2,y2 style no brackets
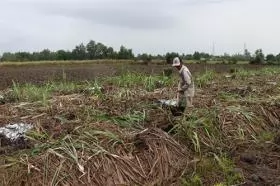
0,64,280,185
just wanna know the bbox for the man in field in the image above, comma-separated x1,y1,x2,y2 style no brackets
172,57,195,110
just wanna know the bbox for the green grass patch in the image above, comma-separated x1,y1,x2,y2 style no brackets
80,107,145,128
181,174,203,186
11,81,52,104
233,67,280,79
181,155,243,185
106,72,173,91
7,80,104,103
175,108,221,154
233,68,256,79
257,131,275,142
213,154,243,185
196,70,216,88
218,92,240,101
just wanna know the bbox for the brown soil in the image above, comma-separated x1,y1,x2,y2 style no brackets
0,63,263,90
0,64,279,185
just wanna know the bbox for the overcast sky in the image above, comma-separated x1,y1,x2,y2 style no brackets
0,0,279,55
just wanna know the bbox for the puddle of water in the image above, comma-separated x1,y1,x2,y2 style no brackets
0,123,33,141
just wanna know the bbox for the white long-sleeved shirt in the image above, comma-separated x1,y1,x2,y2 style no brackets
178,65,195,97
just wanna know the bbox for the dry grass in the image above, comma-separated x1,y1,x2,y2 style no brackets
0,67,280,185
0,60,137,67
1,127,191,186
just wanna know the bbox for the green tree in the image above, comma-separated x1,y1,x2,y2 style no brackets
56,50,70,60
276,53,280,61
200,52,210,59
274,53,280,65
184,54,193,60
0,40,144,62
165,52,180,64
231,54,246,62
38,49,52,61
86,40,96,59
229,56,238,64
156,54,164,60
14,52,33,61
250,49,264,64
32,52,40,61
266,54,275,62
118,45,134,59
193,51,201,60
244,49,251,60
1,52,17,62
72,43,87,60
95,42,107,59
137,53,152,64
106,47,117,59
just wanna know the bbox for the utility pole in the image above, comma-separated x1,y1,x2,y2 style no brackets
244,43,247,55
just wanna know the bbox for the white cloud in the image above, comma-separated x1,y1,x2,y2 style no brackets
0,0,280,55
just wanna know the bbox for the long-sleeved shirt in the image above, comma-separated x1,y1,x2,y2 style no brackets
178,65,195,97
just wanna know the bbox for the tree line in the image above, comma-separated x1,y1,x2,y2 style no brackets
1,40,280,65
0,40,134,62
166,49,280,65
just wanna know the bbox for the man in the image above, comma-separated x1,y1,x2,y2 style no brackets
172,57,195,109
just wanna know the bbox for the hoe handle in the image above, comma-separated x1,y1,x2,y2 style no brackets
176,92,180,106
